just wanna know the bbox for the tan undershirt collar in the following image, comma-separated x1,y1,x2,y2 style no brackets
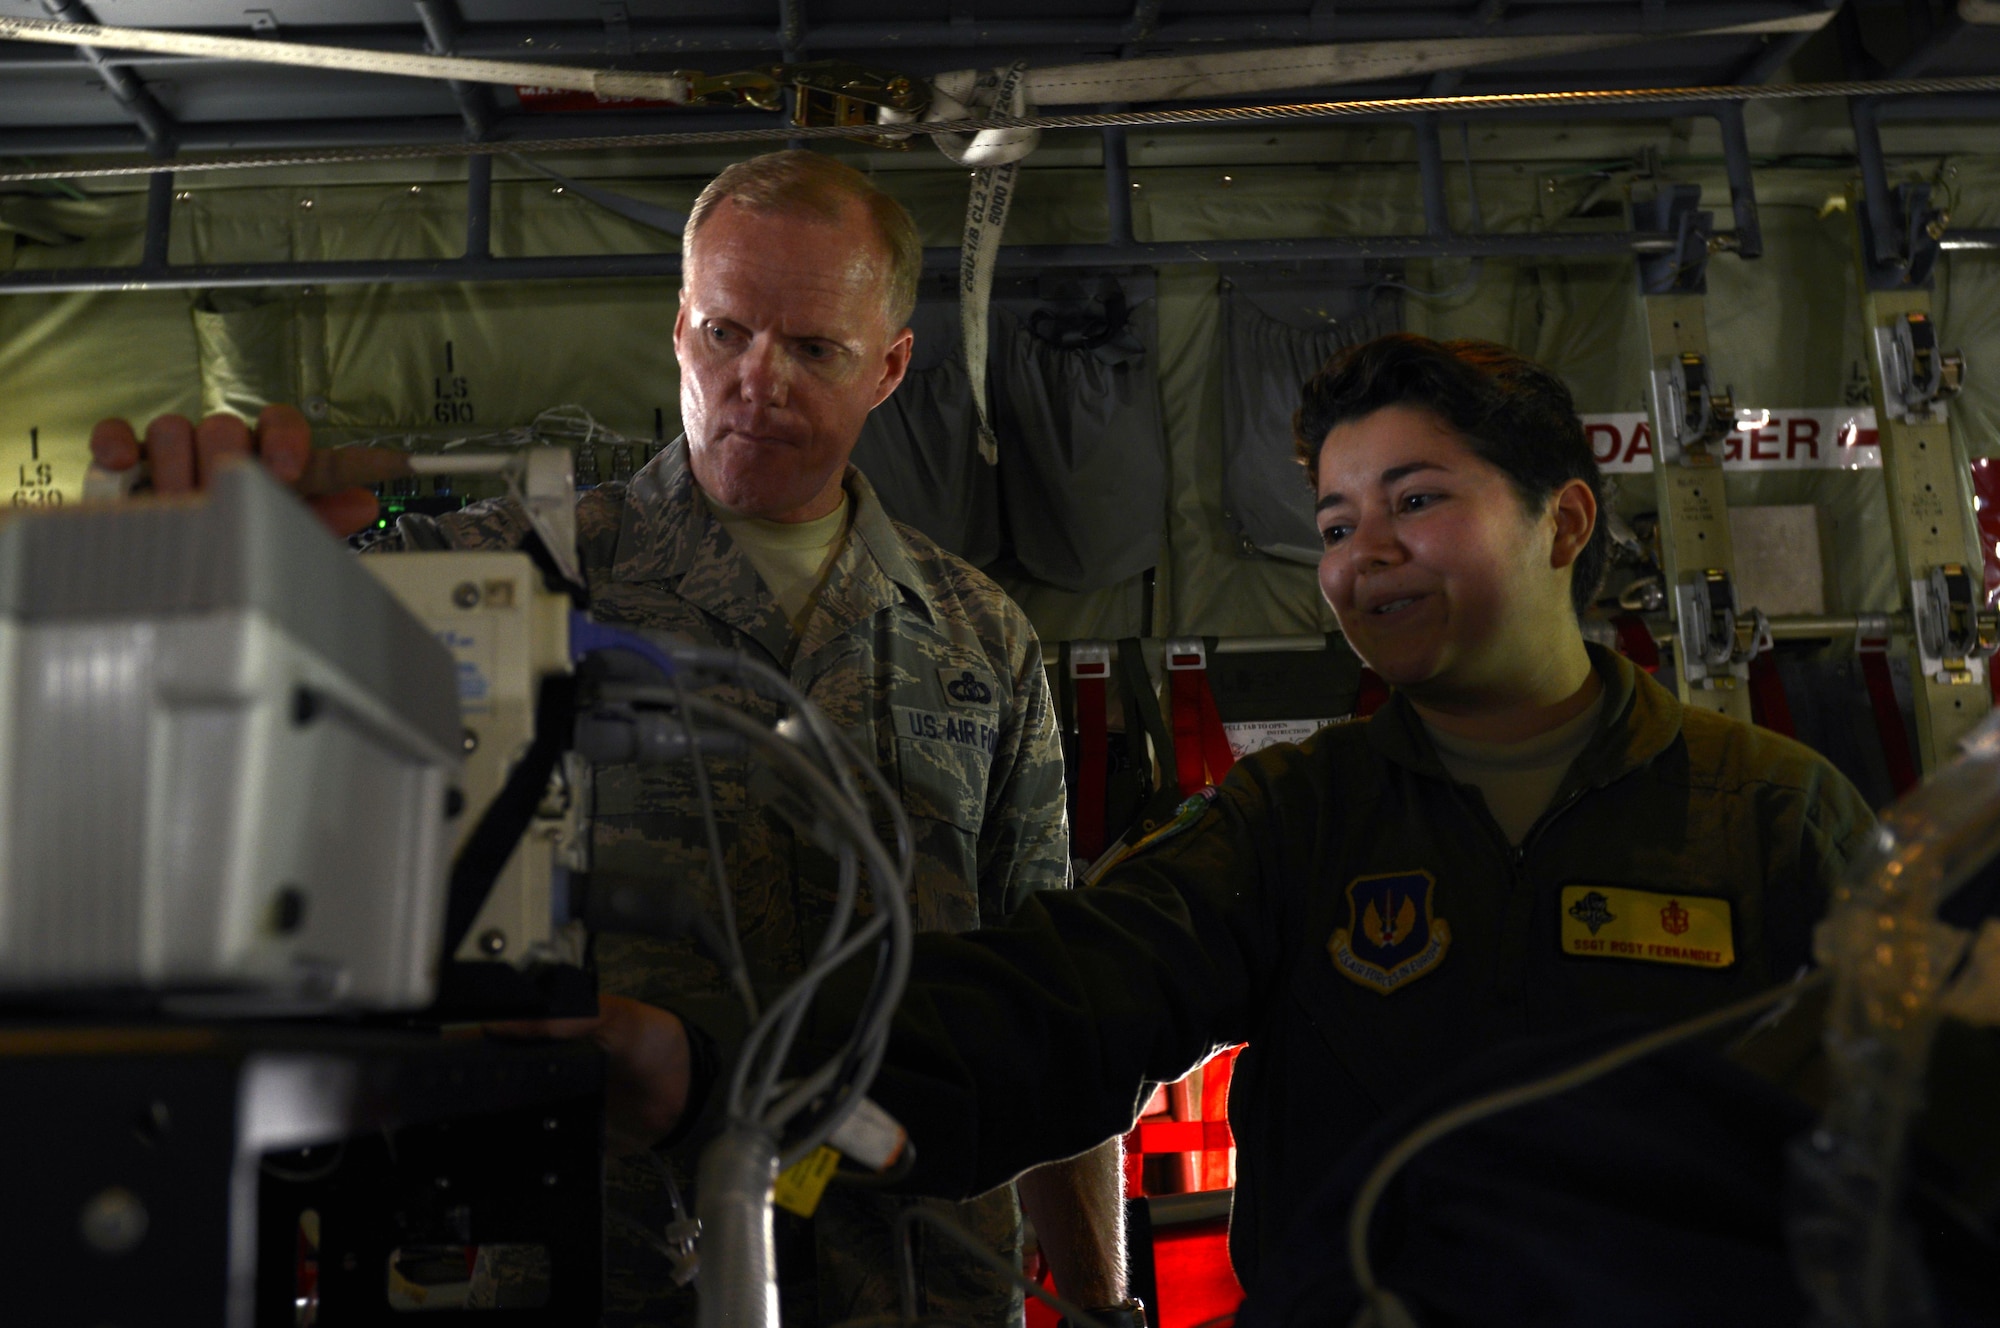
1423,688,1608,846
707,491,852,635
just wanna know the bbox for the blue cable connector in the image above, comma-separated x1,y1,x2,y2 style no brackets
570,612,678,680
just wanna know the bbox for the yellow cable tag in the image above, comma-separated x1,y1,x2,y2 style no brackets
772,1145,842,1219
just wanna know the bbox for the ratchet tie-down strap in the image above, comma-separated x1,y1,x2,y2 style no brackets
1164,639,1236,797
1068,641,1112,862
1857,623,1919,796
931,61,1037,466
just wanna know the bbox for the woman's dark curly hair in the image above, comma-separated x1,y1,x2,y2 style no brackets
1293,333,1607,618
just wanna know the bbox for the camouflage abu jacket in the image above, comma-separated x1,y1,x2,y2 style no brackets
400,437,1071,1327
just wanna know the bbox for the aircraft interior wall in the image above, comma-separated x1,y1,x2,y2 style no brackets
4,151,1999,647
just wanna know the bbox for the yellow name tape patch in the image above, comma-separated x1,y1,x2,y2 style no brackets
1560,885,1734,969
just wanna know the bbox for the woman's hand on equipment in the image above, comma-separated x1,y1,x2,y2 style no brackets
489,994,694,1156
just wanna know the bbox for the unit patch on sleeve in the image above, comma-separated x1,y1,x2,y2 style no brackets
1560,885,1735,969
1329,870,1451,994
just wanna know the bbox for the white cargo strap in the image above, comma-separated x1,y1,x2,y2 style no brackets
944,62,1034,466
6,10,1835,149
928,11,1833,107
927,66,1043,168
3,9,1832,120
0,13,692,102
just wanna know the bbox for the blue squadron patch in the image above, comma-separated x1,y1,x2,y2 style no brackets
939,667,996,708
1567,889,1617,935
1329,871,1451,994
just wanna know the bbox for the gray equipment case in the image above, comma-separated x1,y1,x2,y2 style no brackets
0,463,461,1011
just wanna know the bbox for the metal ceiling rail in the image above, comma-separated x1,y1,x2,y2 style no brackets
444,4,1834,51
0,236,1688,299
0,76,1785,160
0,244,1669,294
0,110,789,160
14,81,2000,296
0,1,1834,172
0,3,1840,66
6,72,2000,186
33,0,175,158
2,16,1994,297
0,91,1777,296
413,0,496,141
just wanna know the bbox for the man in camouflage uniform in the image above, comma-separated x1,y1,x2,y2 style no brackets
409,435,1086,1325
92,149,1124,1327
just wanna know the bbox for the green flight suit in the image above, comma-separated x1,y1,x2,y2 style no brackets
794,644,1875,1291
403,438,1071,1326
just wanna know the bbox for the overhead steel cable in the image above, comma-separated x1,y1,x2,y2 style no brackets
5,74,2000,185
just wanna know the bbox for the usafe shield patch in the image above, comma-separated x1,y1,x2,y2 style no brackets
1329,870,1451,994
1560,885,1735,969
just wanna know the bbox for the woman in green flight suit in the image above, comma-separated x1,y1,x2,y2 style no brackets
599,333,1877,1301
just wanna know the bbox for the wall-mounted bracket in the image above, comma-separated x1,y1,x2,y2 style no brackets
1634,184,1717,296
1635,229,1754,721
1912,562,1998,686
1674,568,1767,688
1854,169,1951,292
1651,350,1736,462
1850,183,1993,769
1873,310,1966,422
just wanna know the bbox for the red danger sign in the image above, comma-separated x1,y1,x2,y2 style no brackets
1582,409,1880,474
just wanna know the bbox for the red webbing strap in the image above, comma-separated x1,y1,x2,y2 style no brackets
1121,1085,1166,1198
1353,668,1391,718
1857,630,1919,796
1131,1120,1236,1156
1122,1141,1145,1198
1164,1079,1198,1194
1747,652,1796,738
1198,685,1234,785
1612,612,1662,674
1070,642,1112,861
1165,639,1235,796
1168,672,1204,798
1975,459,2000,705
1197,1046,1241,1192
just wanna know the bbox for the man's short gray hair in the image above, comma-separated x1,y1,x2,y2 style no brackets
684,149,921,329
